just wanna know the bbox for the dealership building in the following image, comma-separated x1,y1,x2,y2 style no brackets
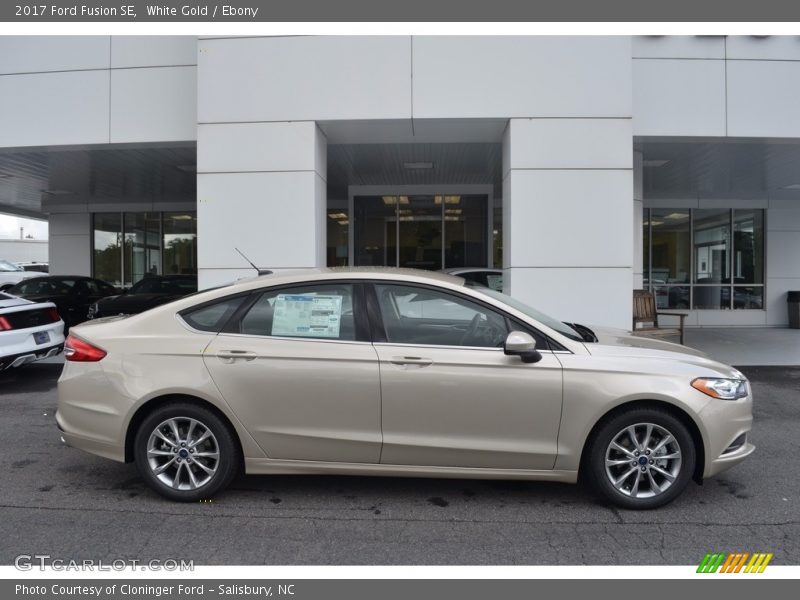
1,35,799,329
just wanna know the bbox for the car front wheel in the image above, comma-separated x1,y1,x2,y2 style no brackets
585,408,696,510
134,402,240,502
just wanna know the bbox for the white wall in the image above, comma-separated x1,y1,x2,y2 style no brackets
634,36,800,138
197,122,327,288
0,239,48,264
47,213,90,276
0,36,197,148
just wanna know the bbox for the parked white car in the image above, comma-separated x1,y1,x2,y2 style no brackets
0,291,65,370
0,259,39,288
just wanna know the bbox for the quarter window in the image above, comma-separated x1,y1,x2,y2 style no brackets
237,284,356,342
181,296,248,333
374,284,508,348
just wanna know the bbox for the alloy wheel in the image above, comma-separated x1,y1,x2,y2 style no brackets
146,417,220,491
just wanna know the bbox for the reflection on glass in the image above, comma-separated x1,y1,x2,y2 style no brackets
163,213,197,276
93,213,122,286
733,209,764,285
643,208,650,284
652,285,690,310
694,209,730,284
399,195,442,270
353,196,396,266
734,286,763,309
124,212,161,287
650,209,690,286
693,286,729,310
444,195,487,268
326,208,349,266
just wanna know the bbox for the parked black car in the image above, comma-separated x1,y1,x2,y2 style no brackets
88,275,198,319
4,275,119,328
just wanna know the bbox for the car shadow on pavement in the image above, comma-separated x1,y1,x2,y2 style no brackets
0,362,63,394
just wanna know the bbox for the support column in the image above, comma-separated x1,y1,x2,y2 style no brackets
633,150,644,290
502,118,634,329
196,121,327,288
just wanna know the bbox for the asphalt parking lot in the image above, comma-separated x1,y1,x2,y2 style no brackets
0,361,797,565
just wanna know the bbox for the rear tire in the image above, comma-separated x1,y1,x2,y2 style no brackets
584,408,696,510
134,402,240,502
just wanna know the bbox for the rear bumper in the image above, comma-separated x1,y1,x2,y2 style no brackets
0,342,63,370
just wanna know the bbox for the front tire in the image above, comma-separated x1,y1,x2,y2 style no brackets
584,408,696,510
134,402,240,502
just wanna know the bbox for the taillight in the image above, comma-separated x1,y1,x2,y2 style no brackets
64,334,107,362
0,316,11,331
47,307,60,322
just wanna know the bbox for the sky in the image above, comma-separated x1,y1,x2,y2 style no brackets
0,213,48,240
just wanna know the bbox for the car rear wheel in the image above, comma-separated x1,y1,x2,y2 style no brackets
585,408,696,510
134,402,240,502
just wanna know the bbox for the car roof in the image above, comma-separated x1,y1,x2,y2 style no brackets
233,267,466,288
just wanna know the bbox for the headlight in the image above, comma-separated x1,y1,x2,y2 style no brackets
691,377,748,400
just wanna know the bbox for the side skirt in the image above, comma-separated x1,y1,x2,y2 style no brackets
244,458,578,483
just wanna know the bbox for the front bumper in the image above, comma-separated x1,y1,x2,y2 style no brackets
698,390,754,479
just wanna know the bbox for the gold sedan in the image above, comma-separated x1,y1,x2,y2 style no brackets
56,268,754,509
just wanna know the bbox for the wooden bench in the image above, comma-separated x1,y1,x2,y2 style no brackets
632,289,688,345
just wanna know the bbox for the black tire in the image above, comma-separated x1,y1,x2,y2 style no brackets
584,407,696,510
134,402,240,502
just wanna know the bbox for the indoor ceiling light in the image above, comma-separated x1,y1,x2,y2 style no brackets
382,196,409,205
403,161,434,170
434,195,461,205
643,160,670,168
338,220,349,226
328,212,348,220
445,208,462,215
648,220,664,226
169,215,194,220
664,212,689,220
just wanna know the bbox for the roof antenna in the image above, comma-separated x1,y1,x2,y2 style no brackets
235,248,273,276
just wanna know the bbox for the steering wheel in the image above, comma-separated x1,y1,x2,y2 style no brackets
460,313,483,345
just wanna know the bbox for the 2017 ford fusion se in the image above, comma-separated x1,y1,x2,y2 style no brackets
56,268,754,509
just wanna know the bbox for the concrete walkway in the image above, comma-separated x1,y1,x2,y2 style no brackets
684,327,800,366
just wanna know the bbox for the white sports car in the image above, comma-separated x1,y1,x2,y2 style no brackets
0,291,65,370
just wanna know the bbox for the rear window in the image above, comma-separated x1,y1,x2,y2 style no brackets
180,296,247,333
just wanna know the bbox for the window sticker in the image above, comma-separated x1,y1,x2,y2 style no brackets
271,294,343,338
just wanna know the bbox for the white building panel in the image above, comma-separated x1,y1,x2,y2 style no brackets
505,170,633,268
0,71,110,147
726,36,800,61
0,36,110,74
197,171,324,270
198,122,326,177
507,267,633,329
110,66,197,143
197,36,412,123
506,119,632,170
111,36,197,68
727,60,800,138
413,36,632,119
632,36,725,59
633,59,726,136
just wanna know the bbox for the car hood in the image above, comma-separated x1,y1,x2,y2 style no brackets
580,325,744,379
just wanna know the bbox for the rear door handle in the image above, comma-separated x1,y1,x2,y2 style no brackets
389,356,433,368
217,350,257,362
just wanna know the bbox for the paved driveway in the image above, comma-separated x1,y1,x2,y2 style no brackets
0,362,797,565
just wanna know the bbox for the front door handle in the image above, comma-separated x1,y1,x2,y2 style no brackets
389,356,433,368
217,350,257,363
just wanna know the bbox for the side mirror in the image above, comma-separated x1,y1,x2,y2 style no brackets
504,331,542,364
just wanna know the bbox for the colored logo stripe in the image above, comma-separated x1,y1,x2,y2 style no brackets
697,552,773,573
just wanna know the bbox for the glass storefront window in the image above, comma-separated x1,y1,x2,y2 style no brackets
163,213,197,276
93,212,197,288
93,213,122,287
353,196,397,267
444,195,488,269
326,208,349,267
643,208,765,310
694,209,730,285
399,195,442,270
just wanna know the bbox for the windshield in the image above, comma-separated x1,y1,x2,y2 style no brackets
0,259,22,272
466,282,584,342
